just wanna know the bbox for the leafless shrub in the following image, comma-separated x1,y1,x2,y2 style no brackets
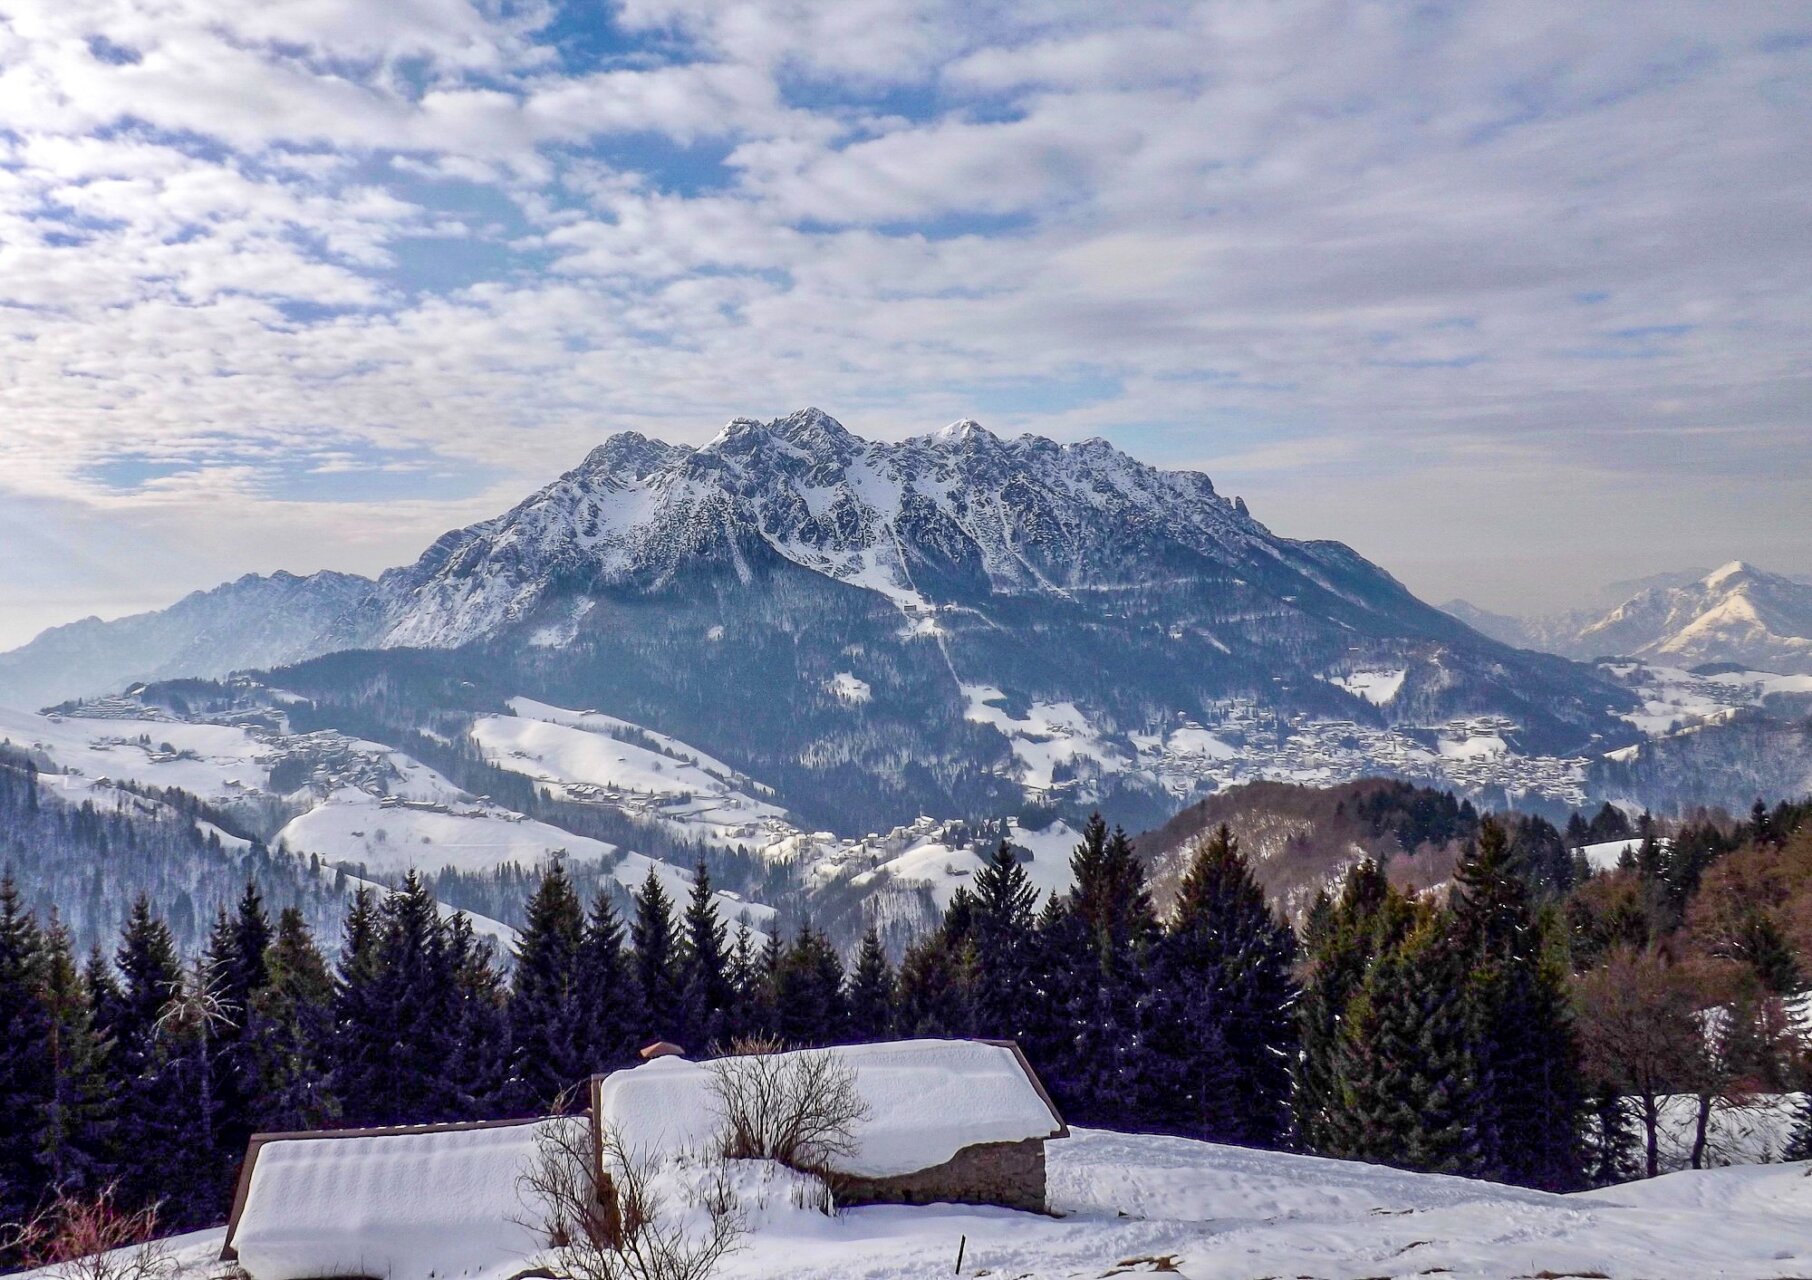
2,1184,178,1280
707,1045,870,1178
518,1107,743,1280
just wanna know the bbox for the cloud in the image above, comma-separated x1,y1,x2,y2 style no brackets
0,0,1808,634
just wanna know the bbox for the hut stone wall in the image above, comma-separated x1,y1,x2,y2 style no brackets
836,1137,1049,1214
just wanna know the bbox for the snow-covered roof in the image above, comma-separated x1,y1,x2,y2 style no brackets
224,1120,551,1280
593,1038,1066,1180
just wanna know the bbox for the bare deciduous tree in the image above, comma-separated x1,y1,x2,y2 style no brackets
518,1105,744,1280
1,1184,178,1280
706,1044,870,1179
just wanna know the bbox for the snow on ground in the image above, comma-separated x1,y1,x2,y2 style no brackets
278,787,620,875
1438,730,1508,759
845,819,1083,910
961,684,1127,789
1573,835,1674,872
1650,1092,1807,1172
1322,668,1408,706
472,699,793,848
1599,661,1785,735
99,1127,1812,1280
827,672,872,704
0,705,274,801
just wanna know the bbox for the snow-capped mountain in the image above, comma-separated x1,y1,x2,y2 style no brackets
1574,562,1812,672
0,569,373,708
3,410,1630,831
1448,563,1812,674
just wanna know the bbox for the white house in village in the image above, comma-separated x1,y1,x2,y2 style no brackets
221,1039,1067,1280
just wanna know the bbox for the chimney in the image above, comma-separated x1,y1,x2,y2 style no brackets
639,1040,686,1061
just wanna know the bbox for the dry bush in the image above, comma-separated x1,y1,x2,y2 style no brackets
2,1184,178,1280
518,1111,743,1280
707,1046,870,1177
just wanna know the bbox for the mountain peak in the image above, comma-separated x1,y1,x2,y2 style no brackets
1704,560,1757,589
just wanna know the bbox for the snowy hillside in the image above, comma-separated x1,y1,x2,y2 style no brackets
82,1126,1812,1280
1448,562,1812,674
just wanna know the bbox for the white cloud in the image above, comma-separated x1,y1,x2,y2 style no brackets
0,0,1808,634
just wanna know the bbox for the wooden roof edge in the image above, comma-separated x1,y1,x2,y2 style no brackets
978,1037,1070,1140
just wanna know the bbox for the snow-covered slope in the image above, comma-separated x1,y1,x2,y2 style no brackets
84,1126,1812,1280
1450,563,1812,673
0,570,373,708
1577,561,1812,672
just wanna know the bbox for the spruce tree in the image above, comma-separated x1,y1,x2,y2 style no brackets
36,917,113,1199
895,927,972,1038
443,914,509,1119
331,888,385,1126
967,842,1041,1046
1155,825,1299,1146
249,907,337,1133
578,892,643,1071
773,924,846,1046
631,871,683,1043
509,862,589,1110
98,896,190,1215
0,876,56,1239
845,925,896,1041
677,864,735,1052
1327,915,1478,1173
207,883,275,1168
1293,859,1414,1152
1452,818,1587,1191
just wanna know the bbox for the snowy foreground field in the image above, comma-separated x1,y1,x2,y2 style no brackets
71,1128,1812,1280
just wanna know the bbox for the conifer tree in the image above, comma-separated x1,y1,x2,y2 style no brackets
577,891,643,1072
0,876,56,1239
845,925,896,1041
1452,819,1587,1190
967,842,1040,1045
36,916,113,1199
443,914,508,1119
895,926,971,1037
206,883,275,1167
773,923,846,1046
249,907,337,1133
509,862,589,1110
631,871,682,1042
1294,860,1414,1152
1154,826,1299,1146
1327,915,1478,1173
331,888,385,1126
677,863,735,1052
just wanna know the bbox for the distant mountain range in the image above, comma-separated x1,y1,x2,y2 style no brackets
1445,562,1812,674
0,409,1628,832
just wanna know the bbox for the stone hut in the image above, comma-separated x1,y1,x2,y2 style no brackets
590,1037,1068,1213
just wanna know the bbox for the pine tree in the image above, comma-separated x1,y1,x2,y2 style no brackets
0,876,56,1240
97,896,190,1215
578,892,643,1072
249,907,337,1133
1452,818,1587,1190
895,927,972,1038
773,924,846,1046
1154,826,1299,1146
1293,860,1414,1152
36,916,113,1199
631,871,683,1044
509,863,589,1110
845,925,896,1041
967,841,1041,1045
1326,916,1478,1173
677,863,735,1052
331,888,385,1126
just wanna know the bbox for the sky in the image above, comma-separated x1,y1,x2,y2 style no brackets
1,0,1809,649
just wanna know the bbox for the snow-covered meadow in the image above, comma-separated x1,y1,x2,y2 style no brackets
65,1127,1812,1280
